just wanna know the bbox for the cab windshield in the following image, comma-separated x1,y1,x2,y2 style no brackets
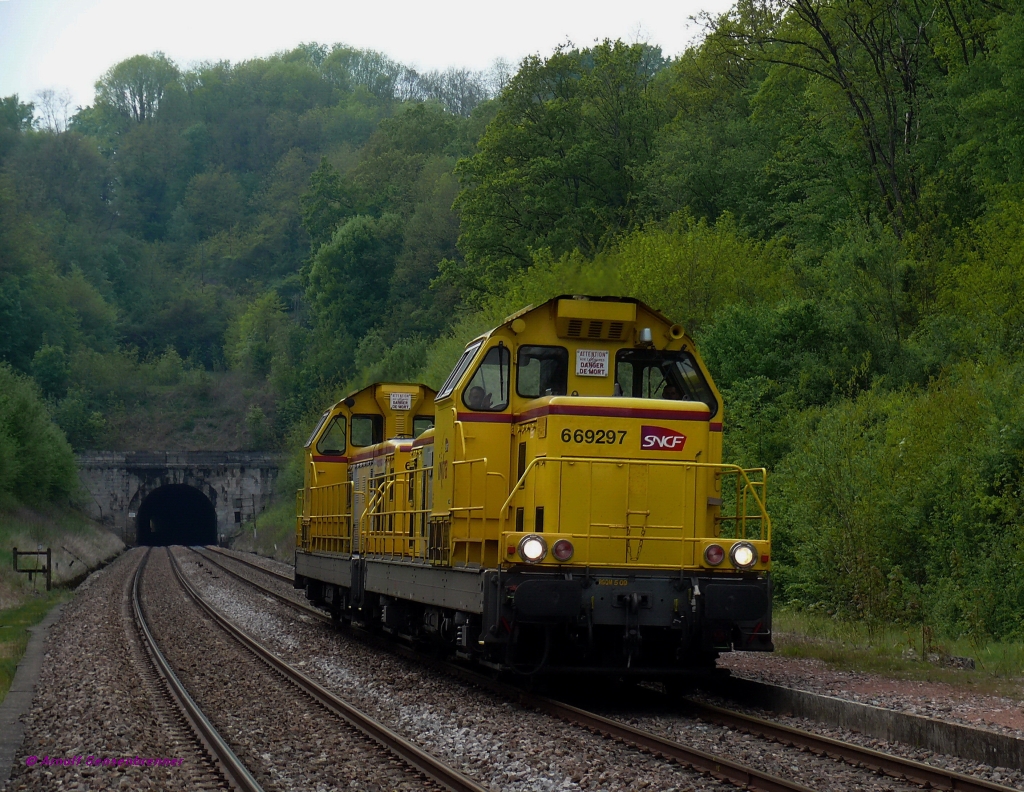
305,411,330,448
437,341,483,400
615,349,718,418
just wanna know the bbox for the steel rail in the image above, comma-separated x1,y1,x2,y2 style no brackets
186,550,812,792
168,548,487,792
192,547,330,622
132,549,265,792
677,697,1018,792
202,545,294,583
510,690,817,792
198,546,1022,792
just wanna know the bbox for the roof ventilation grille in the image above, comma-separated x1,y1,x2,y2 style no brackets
567,319,583,337
608,322,624,340
587,321,603,338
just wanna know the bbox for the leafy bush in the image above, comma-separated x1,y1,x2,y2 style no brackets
0,364,78,506
773,362,1024,640
30,345,69,398
150,346,185,385
617,212,790,333
52,389,106,450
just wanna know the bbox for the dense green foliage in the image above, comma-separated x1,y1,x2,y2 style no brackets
0,365,77,506
0,44,493,458
4,4,1024,641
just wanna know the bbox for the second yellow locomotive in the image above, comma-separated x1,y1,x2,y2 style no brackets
296,296,772,674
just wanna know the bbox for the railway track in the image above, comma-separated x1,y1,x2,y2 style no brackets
132,549,265,792
203,545,294,583
196,545,1020,792
674,696,1014,792
168,547,486,792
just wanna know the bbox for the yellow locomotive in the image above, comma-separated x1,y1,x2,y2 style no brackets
296,296,772,674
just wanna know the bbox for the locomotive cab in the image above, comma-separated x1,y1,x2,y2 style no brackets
428,296,773,669
295,383,435,603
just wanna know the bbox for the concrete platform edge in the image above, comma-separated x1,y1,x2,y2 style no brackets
713,676,1024,771
0,602,66,789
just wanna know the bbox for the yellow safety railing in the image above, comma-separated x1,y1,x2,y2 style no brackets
357,458,506,566
360,468,431,560
496,456,770,569
449,457,506,565
298,481,354,554
298,455,766,570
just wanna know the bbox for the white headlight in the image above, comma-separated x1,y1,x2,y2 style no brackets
730,542,756,569
518,534,548,564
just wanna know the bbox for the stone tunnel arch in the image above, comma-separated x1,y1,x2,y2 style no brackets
136,483,218,546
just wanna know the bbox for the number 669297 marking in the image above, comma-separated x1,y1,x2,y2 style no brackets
561,428,626,444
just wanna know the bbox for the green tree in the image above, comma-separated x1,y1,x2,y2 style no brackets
454,41,667,291
617,212,789,332
227,291,288,378
182,168,246,239
306,213,402,346
704,0,1002,230
0,95,33,131
95,53,180,124
53,388,106,451
299,158,353,252
0,363,77,505
30,345,69,398
0,95,34,160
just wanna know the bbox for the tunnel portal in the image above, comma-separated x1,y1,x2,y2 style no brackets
136,484,217,546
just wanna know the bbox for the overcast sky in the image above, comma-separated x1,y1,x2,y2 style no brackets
0,0,730,112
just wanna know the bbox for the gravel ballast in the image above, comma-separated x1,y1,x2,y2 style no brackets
4,549,222,791
11,542,1019,792
142,547,446,792
181,548,738,791
185,547,1017,792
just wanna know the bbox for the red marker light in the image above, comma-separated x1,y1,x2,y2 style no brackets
761,555,770,563
704,544,725,566
507,546,515,555
552,539,574,561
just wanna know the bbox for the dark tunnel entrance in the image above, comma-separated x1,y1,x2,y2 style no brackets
136,484,217,546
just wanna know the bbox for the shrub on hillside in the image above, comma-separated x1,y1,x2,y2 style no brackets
0,363,78,506
772,362,1024,641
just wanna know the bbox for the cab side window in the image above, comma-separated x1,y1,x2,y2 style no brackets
413,416,434,437
350,414,384,446
462,346,510,411
516,346,568,398
315,416,347,455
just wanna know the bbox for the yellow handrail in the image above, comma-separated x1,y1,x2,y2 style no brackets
497,455,770,540
300,481,355,554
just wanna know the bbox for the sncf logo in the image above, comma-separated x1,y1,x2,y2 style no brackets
641,425,687,451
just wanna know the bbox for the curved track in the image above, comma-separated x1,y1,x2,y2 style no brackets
171,548,487,792
198,546,1018,792
132,549,265,792
203,545,294,583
